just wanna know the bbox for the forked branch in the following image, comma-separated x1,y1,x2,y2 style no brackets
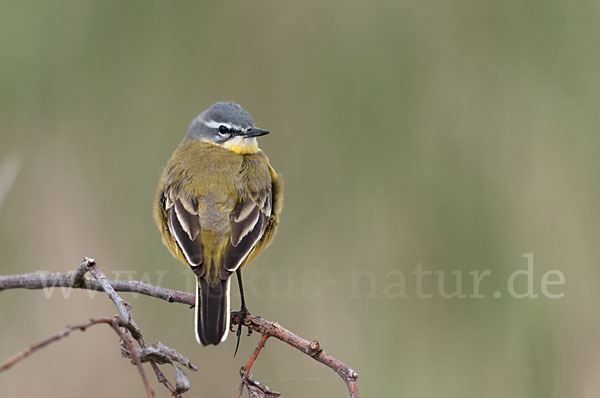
0,258,359,398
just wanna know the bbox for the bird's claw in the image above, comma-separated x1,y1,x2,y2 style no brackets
233,308,251,357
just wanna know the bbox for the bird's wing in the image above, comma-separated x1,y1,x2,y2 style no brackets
164,189,203,267
222,187,272,272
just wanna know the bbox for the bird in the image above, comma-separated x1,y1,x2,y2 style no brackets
153,101,283,346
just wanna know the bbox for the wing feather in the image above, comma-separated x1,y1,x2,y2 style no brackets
174,199,200,240
234,201,256,223
162,163,274,276
165,192,203,267
223,188,272,272
231,205,260,245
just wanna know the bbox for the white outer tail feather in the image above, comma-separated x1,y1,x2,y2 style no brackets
193,278,231,345
221,278,231,343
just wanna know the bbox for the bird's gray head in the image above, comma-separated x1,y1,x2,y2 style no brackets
187,102,269,154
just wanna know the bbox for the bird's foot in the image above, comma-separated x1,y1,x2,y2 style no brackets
233,307,252,356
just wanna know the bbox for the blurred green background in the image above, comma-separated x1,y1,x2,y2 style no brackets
1,1,598,397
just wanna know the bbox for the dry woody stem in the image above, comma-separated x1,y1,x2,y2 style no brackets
0,258,359,398
237,334,271,398
0,317,115,372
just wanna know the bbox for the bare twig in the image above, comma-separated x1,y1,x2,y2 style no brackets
0,268,194,306
84,257,141,338
148,361,181,397
0,317,114,372
136,342,197,371
243,334,269,378
232,313,360,398
1,259,197,397
237,334,270,398
0,260,359,397
0,315,153,398
81,257,191,397
239,368,282,398
109,319,154,398
72,259,91,287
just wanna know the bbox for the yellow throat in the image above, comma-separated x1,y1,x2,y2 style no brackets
222,136,260,154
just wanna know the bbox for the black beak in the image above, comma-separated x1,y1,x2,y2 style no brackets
244,127,270,137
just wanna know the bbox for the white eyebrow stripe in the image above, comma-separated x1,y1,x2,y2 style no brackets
203,120,230,129
203,120,245,131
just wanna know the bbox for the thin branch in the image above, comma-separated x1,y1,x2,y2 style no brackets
81,257,191,397
243,334,269,379
109,319,154,398
237,334,270,398
0,315,154,398
1,259,197,397
0,317,114,372
239,368,282,398
148,361,181,397
0,268,194,306
84,257,142,338
0,261,359,397
232,313,360,398
72,258,91,287
136,342,197,371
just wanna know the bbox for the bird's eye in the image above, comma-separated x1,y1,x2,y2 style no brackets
218,125,229,135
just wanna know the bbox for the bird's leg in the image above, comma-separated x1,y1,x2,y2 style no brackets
233,269,252,356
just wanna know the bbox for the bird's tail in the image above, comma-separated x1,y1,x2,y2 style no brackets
194,276,230,345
